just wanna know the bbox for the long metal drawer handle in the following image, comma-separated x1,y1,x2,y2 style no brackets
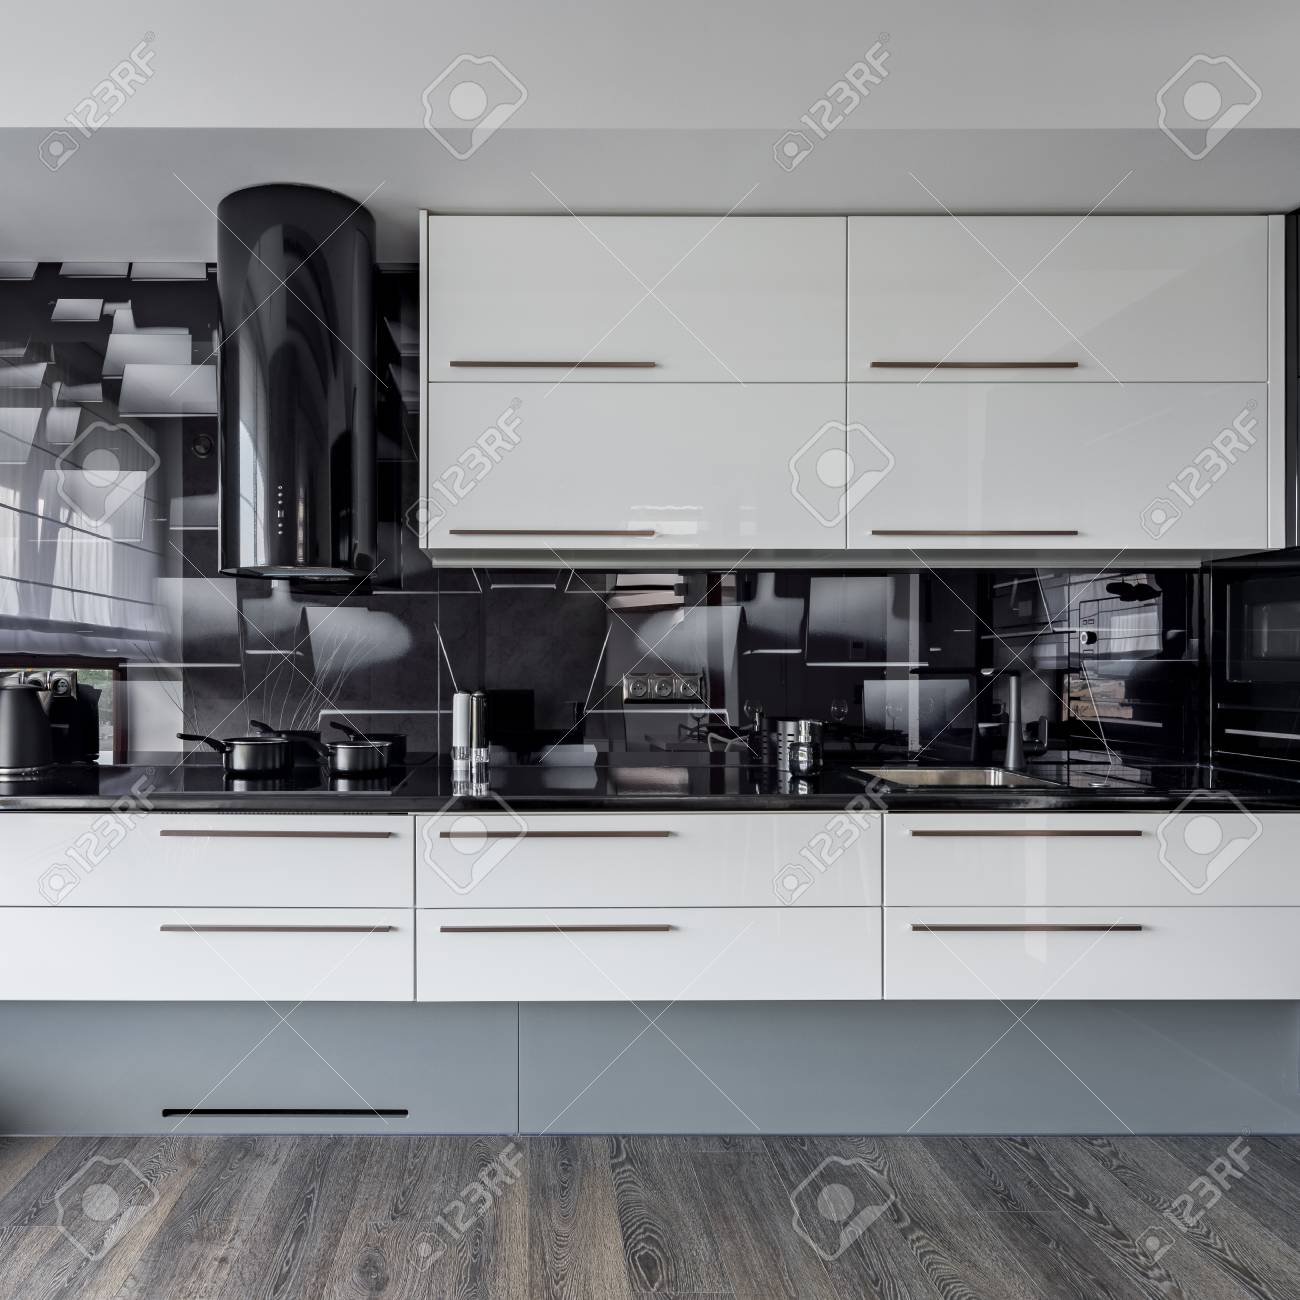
158,830,393,840
437,830,673,840
447,528,656,538
439,924,674,934
870,360,1080,370
449,360,657,369
909,829,1144,838
871,529,1080,538
159,924,397,934
910,923,1144,933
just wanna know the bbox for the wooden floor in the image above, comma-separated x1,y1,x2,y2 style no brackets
0,1134,1297,1298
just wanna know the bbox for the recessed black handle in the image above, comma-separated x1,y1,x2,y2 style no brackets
162,1107,408,1118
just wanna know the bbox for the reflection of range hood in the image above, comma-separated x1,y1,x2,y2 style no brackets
217,184,376,579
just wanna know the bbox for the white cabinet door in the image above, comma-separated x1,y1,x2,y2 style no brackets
417,811,881,907
424,383,848,551
885,907,1300,1000
417,908,882,1001
5,813,413,907
847,383,1267,550
0,909,413,1001
849,216,1268,382
885,812,1297,907
427,216,845,382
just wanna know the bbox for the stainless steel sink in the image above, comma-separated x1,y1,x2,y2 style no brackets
854,766,1059,788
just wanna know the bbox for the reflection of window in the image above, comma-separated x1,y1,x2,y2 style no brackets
1249,600,1300,661
77,667,116,759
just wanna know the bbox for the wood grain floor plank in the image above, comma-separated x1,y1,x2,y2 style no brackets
607,1135,731,1295
0,1138,59,1203
0,1136,108,1229
874,1135,1051,1300
1215,1137,1300,1214
922,1137,1140,1300
1153,1137,1300,1271
691,1146,839,1300
210,1135,359,1300
999,1136,1258,1300
529,1135,634,1300
14,1134,203,1300
762,1135,939,1300
314,1135,440,1300
427,1134,530,1300
115,1135,293,1300
1073,1134,1300,1300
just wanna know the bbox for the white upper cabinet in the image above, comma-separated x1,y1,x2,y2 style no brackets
424,382,847,551
849,216,1268,382
425,216,846,382
422,212,1282,557
847,382,1269,551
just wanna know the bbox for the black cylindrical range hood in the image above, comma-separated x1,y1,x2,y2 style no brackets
217,184,376,578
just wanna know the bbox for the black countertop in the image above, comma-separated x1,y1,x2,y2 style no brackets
4,752,1300,813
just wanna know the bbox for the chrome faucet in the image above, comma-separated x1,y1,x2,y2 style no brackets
981,669,1048,772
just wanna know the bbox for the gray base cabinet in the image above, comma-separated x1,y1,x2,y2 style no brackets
0,1003,517,1135
2,1001,1299,1135
518,1001,1300,1135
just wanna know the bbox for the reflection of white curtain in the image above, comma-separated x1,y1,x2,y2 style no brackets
0,486,162,653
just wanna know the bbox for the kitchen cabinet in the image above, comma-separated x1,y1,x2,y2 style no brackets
421,212,1282,559
847,382,1271,551
417,811,881,907
0,1003,518,1134
883,811,1300,999
885,812,1297,907
0,908,412,1001
425,215,846,382
423,382,848,551
884,907,1300,1000
416,908,882,1001
849,216,1269,382
6,813,413,908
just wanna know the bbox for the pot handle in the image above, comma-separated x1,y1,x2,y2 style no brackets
177,732,228,754
248,719,282,737
329,720,364,741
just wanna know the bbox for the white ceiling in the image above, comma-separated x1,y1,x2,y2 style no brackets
2,0,1298,260
5,0,1300,130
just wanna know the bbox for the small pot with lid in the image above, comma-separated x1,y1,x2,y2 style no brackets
329,720,405,766
309,734,392,775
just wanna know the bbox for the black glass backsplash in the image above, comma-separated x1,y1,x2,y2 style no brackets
0,263,1217,766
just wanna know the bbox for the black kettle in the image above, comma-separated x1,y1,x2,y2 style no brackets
0,678,54,777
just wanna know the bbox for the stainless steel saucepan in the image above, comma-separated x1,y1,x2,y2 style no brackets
309,734,392,775
177,731,292,774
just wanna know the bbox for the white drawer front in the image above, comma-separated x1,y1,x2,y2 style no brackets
886,812,1296,907
847,382,1269,551
5,814,412,907
423,382,848,551
427,216,846,382
885,908,1300,1000
417,908,882,1002
849,216,1268,382
417,811,881,907
0,908,412,1001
